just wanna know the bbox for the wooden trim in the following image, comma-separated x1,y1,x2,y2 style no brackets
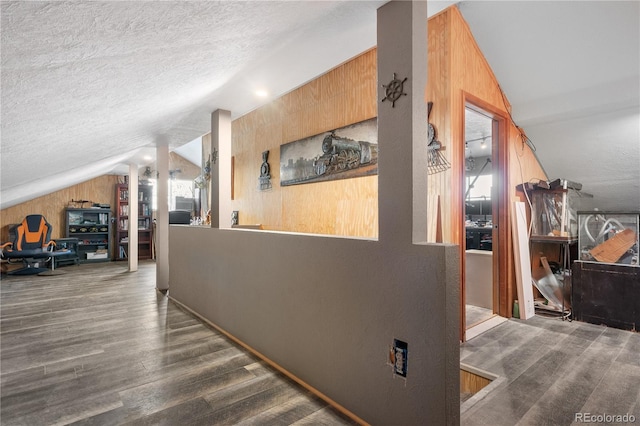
495,116,510,317
463,91,508,118
168,295,370,426
457,91,467,340
460,369,493,395
463,91,510,322
231,156,235,201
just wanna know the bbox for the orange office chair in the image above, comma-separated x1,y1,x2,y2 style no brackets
1,214,58,275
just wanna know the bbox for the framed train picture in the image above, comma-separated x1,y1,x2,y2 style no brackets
279,117,378,186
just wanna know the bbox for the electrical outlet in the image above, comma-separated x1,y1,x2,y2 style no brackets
392,339,408,377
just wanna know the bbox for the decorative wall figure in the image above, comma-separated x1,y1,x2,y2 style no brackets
280,118,378,186
231,210,238,226
259,150,272,190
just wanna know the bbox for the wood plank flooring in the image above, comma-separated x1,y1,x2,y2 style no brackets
0,261,355,426
465,304,493,327
461,315,640,426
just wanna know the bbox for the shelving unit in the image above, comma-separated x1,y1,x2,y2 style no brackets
115,183,154,260
65,208,112,263
530,235,577,319
528,186,581,319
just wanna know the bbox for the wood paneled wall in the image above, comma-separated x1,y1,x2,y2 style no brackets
1,154,202,248
0,175,120,241
229,7,547,252
230,49,378,237
427,6,547,318
144,152,201,181
169,152,201,181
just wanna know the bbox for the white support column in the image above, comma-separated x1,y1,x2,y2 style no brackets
412,2,429,243
156,144,170,291
128,163,139,272
210,109,231,229
218,112,233,229
377,0,428,247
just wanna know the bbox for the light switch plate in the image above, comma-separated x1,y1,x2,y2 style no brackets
392,339,408,377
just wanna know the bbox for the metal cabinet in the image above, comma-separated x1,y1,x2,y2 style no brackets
66,208,112,263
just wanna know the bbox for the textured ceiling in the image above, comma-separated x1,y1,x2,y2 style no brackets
0,0,388,207
1,0,638,212
465,107,492,160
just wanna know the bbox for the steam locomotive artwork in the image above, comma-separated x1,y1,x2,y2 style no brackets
312,132,378,176
280,118,378,186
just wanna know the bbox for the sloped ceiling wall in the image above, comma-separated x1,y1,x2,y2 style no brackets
458,0,640,211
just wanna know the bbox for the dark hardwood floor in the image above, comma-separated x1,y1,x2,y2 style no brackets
0,261,355,425
461,315,640,425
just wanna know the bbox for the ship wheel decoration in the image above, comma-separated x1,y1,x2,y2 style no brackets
381,73,407,108
426,101,451,175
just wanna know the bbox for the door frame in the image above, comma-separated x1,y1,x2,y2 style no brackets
459,91,510,341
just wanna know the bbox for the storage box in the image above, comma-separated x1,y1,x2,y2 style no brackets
577,211,639,266
530,189,580,240
86,252,108,260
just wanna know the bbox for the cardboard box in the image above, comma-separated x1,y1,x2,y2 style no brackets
86,252,108,260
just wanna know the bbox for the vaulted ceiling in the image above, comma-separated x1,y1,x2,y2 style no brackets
1,1,638,211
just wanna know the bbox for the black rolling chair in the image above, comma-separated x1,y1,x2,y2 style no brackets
1,215,71,275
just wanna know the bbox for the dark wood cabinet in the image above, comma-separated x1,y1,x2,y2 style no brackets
572,261,640,331
115,184,153,260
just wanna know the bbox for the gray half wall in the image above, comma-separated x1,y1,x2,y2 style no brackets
169,227,459,425
169,2,460,424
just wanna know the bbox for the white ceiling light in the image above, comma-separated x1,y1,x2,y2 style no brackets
255,89,269,98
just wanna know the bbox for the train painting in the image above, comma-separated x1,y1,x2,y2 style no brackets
280,118,378,186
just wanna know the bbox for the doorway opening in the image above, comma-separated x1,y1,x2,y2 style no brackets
462,100,509,341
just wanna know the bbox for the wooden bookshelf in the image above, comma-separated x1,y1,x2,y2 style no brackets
115,183,153,260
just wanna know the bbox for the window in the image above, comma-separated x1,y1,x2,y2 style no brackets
170,179,195,210
148,178,195,210
466,174,492,200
